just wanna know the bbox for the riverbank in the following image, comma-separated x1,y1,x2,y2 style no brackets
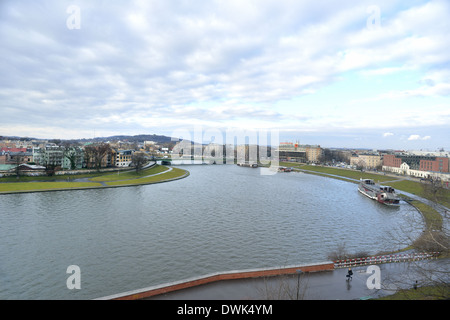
0,164,189,195
280,162,448,255
281,162,449,208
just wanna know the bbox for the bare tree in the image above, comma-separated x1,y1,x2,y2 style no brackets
84,143,111,171
327,242,370,261
256,273,310,300
132,152,147,173
14,152,22,178
421,176,448,207
63,144,83,170
381,201,449,299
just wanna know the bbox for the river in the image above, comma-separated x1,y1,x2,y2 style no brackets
0,164,422,299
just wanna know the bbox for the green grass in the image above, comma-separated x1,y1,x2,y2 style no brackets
281,162,448,253
90,165,168,182
409,200,443,231
280,162,450,208
377,285,450,300
0,172,104,182
386,180,450,209
297,164,395,183
105,167,188,186
0,181,103,193
0,165,189,194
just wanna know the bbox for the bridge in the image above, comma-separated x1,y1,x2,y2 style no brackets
153,157,235,164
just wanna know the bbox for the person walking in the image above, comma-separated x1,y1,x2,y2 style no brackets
346,268,353,280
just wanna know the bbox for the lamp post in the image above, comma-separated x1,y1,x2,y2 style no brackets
296,270,303,300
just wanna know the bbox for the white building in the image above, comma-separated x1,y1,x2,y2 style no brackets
383,162,450,182
115,150,134,167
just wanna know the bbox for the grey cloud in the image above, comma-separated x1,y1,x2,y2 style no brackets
1,0,449,144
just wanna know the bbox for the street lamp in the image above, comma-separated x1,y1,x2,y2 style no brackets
296,270,303,300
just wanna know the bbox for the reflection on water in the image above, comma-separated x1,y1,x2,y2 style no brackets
0,165,422,299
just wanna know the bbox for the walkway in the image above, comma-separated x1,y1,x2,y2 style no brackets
148,260,448,300
97,258,448,300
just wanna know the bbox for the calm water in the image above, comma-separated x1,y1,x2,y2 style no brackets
0,165,422,299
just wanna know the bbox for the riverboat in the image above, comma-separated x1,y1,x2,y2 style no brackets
358,178,400,206
278,166,293,172
237,163,258,168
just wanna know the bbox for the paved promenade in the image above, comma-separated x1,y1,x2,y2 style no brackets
146,263,395,300
99,258,448,300
149,260,448,300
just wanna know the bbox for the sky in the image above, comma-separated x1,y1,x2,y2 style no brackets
0,0,449,150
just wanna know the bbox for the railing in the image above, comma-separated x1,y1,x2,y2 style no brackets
334,252,440,268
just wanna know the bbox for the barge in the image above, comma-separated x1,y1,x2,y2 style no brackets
358,178,400,206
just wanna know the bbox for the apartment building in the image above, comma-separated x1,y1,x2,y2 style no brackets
278,142,322,163
114,149,134,167
350,154,383,169
33,146,84,170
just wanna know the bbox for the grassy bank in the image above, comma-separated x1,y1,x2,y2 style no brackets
0,181,103,193
376,285,450,300
385,180,450,209
299,164,395,183
0,165,188,194
283,162,448,254
281,162,450,209
0,171,104,182
408,200,443,231
105,167,188,186
90,165,168,182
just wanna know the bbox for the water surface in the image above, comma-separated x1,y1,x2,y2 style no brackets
0,165,422,299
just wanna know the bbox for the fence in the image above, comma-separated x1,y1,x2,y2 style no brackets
334,252,440,268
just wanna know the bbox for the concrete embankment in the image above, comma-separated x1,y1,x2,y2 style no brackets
96,262,334,300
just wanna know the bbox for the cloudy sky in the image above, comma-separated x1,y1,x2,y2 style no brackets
1,0,449,150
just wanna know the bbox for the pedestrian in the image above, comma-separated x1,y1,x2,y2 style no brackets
346,268,353,280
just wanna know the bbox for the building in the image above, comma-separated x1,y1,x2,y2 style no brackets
277,142,322,163
33,146,84,170
8,151,33,164
383,153,448,173
383,154,402,168
0,147,33,165
33,146,63,168
278,142,306,162
350,154,383,169
115,150,134,167
382,152,449,182
17,164,46,174
304,145,323,163
62,147,85,170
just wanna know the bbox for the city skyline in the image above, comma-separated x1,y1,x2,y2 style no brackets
1,0,449,151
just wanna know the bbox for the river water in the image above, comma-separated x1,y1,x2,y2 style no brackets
0,164,422,299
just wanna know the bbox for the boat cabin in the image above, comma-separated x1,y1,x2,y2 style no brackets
361,179,375,185
380,186,395,193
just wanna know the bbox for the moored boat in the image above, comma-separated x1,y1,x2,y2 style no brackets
358,178,400,206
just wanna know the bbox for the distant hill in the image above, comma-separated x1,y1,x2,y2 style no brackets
1,134,181,144
87,134,180,143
